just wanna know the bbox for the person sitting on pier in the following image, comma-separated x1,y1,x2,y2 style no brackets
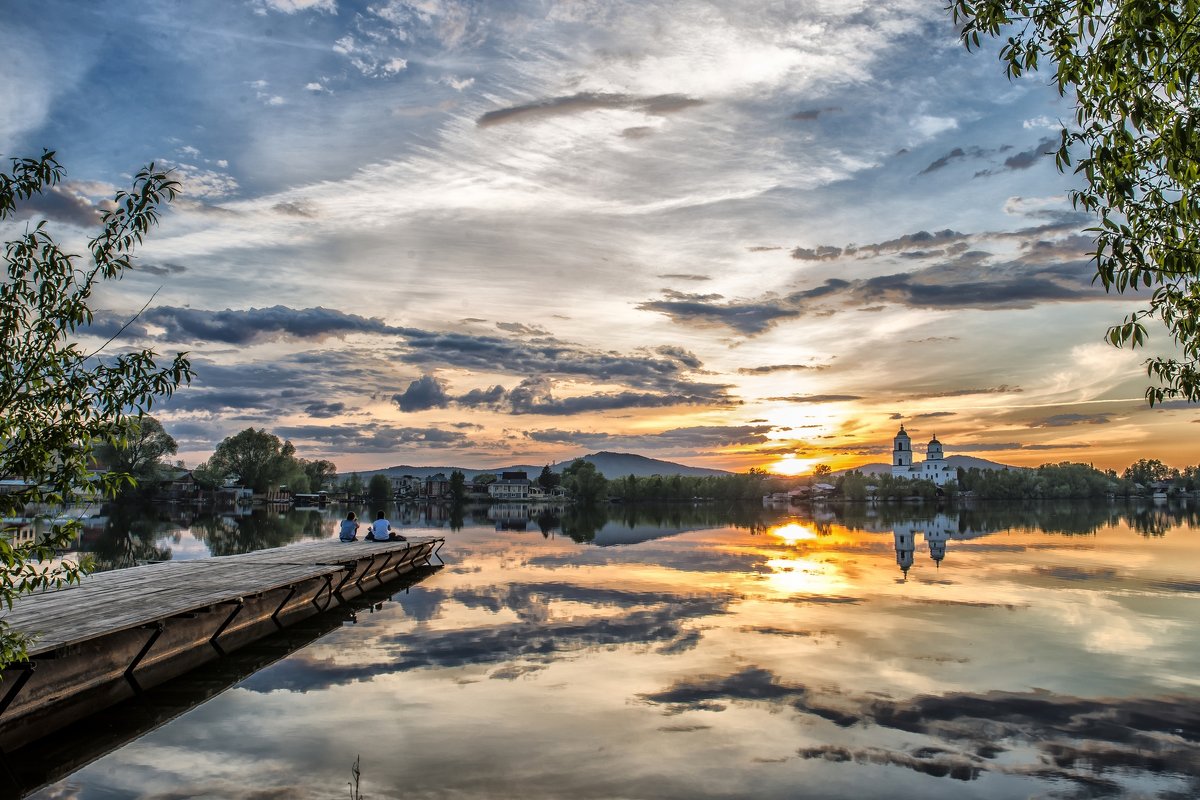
367,510,406,542
339,512,360,542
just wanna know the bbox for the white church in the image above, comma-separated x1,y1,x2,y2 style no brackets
891,424,955,486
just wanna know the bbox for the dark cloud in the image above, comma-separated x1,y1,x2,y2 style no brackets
477,92,704,127
495,322,549,336
976,136,1058,177
654,345,703,369
637,280,848,336
790,245,842,261
947,441,1091,452
273,423,470,452
393,375,451,412
271,201,316,217
737,364,828,375
456,384,508,408
137,261,187,276
301,401,347,418
920,146,977,174
523,424,774,450
908,385,1023,399
243,593,730,694
657,273,711,281
12,183,104,227
635,297,797,335
640,666,1200,792
97,305,734,413
88,305,407,345
767,394,861,403
1027,413,1112,428
789,106,839,121
621,126,654,139
746,246,782,253
913,411,956,420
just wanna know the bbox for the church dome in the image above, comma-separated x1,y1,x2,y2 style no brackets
896,424,909,437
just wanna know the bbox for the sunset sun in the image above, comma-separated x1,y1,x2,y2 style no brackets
771,454,817,476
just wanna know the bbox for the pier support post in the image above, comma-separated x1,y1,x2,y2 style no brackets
124,622,165,695
270,585,298,630
0,662,35,718
210,599,245,657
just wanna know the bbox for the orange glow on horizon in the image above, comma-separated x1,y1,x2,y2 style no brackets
771,454,817,476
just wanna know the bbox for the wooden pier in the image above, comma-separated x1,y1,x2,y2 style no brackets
0,536,443,751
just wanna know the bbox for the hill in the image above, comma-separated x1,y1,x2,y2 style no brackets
351,451,731,482
838,455,1024,477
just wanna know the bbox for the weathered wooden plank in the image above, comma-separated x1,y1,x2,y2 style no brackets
2,538,436,655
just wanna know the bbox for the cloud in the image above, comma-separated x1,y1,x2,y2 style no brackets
524,424,774,450
495,322,550,336
737,364,828,375
393,375,451,412
476,92,705,127
789,106,839,121
657,273,711,281
907,385,1023,399
767,394,862,403
639,665,1200,792
975,136,1058,177
90,305,406,344
274,423,471,452
254,0,335,13
1027,413,1112,428
137,261,188,276
920,146,978,174
9,182,105,227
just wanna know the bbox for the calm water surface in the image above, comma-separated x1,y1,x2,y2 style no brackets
27,501,1200,799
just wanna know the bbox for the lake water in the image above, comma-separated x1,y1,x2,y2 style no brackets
21,500,1200,799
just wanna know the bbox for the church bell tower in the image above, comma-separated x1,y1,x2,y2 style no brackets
892,424,912,468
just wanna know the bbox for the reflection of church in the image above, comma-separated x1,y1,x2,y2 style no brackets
891,424,955,486
891,514,999,577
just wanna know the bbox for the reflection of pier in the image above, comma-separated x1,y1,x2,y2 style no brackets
0,566,441,798
0,537,443,751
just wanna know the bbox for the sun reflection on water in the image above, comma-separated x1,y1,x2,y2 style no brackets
769,522,818,544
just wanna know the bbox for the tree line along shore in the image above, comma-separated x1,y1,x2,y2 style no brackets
74,420,1200,507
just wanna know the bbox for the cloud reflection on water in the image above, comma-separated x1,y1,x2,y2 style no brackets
30,501,1200,799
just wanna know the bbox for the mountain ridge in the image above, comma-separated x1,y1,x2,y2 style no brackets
350,451,732,481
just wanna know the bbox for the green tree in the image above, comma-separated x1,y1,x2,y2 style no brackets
0,152,191,668
93,415,179,490
367,474,392,500
561,459,608,504
202,428,299,494
951,1,1200,403
302,458,338,492
449,470,466,502
537,464,561,490
342,472,365,496
1123,457,1172,486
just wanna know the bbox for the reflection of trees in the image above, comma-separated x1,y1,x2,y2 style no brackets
1119,501,1200,537
536,509,560,537
810,498,1200,539
86,503,174,570
560,504,609,542
190,510,327,556
448,502,465,532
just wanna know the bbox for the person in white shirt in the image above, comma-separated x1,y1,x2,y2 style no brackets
367,510,406,541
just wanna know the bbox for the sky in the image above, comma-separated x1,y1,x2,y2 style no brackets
3,0,1196,474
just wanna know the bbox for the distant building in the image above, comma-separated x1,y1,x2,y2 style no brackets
489,471,531,501
424,473,450,499
393,475,423,497
891,424,955,486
